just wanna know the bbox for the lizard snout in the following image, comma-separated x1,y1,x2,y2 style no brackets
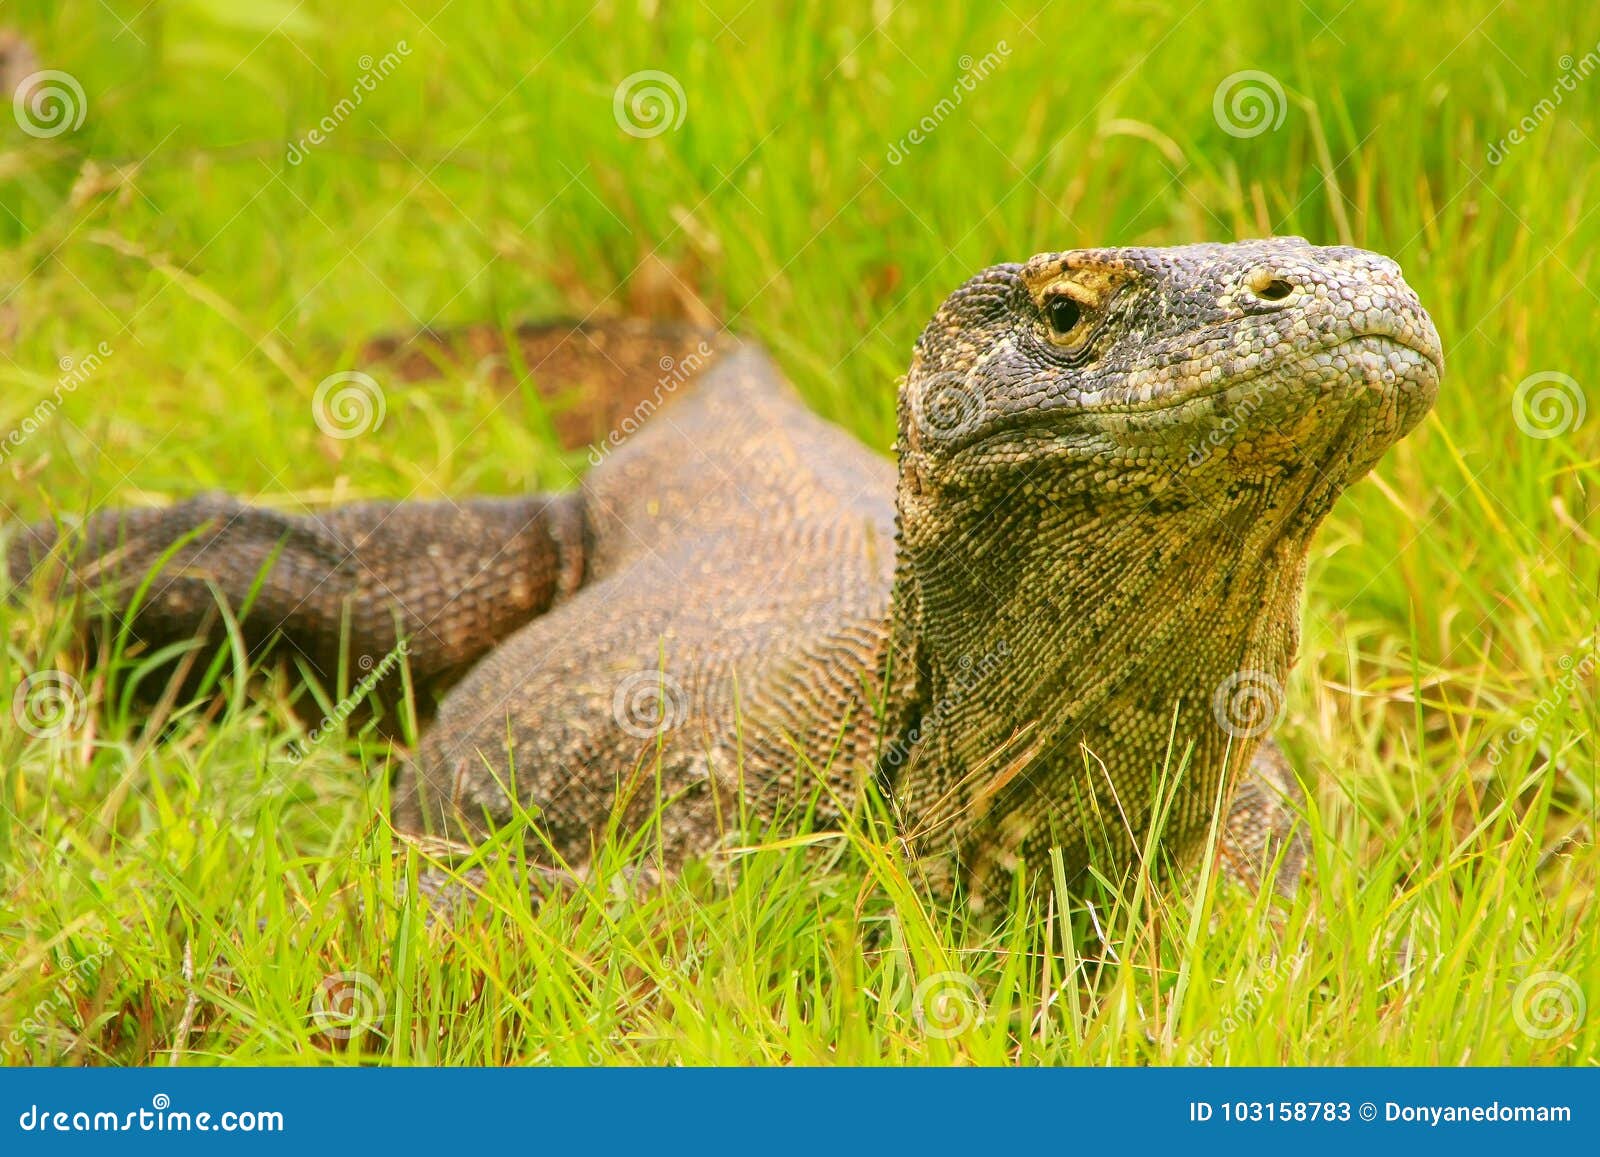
1242,267,1298,307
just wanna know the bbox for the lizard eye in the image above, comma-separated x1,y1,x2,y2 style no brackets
1046,295,1083,335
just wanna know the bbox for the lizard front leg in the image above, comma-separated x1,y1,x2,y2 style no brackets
1218,739,1311,897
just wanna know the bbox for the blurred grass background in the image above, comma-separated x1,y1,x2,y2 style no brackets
0,0,1596,1064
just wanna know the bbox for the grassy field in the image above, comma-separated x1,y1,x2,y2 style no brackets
1,0,1596,1065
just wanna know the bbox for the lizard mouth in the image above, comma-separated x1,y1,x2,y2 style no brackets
940,329,1446,473
1081,332,1443,420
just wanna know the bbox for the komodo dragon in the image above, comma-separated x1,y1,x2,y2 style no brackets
5,238,1442,903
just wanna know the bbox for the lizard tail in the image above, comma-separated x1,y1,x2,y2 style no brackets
359,318,732,452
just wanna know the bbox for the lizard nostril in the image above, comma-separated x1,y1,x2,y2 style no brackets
1246,272,1295,302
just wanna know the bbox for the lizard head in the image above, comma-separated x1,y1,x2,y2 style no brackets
897,236,1442,522
885,238,1443,887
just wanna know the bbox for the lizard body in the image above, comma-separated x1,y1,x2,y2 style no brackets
6,237,1442,900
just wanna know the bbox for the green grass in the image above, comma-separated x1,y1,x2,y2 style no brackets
1,0,1597,1064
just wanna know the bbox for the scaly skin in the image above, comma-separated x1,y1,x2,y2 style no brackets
5,237,1442,903
881,239,1440,895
